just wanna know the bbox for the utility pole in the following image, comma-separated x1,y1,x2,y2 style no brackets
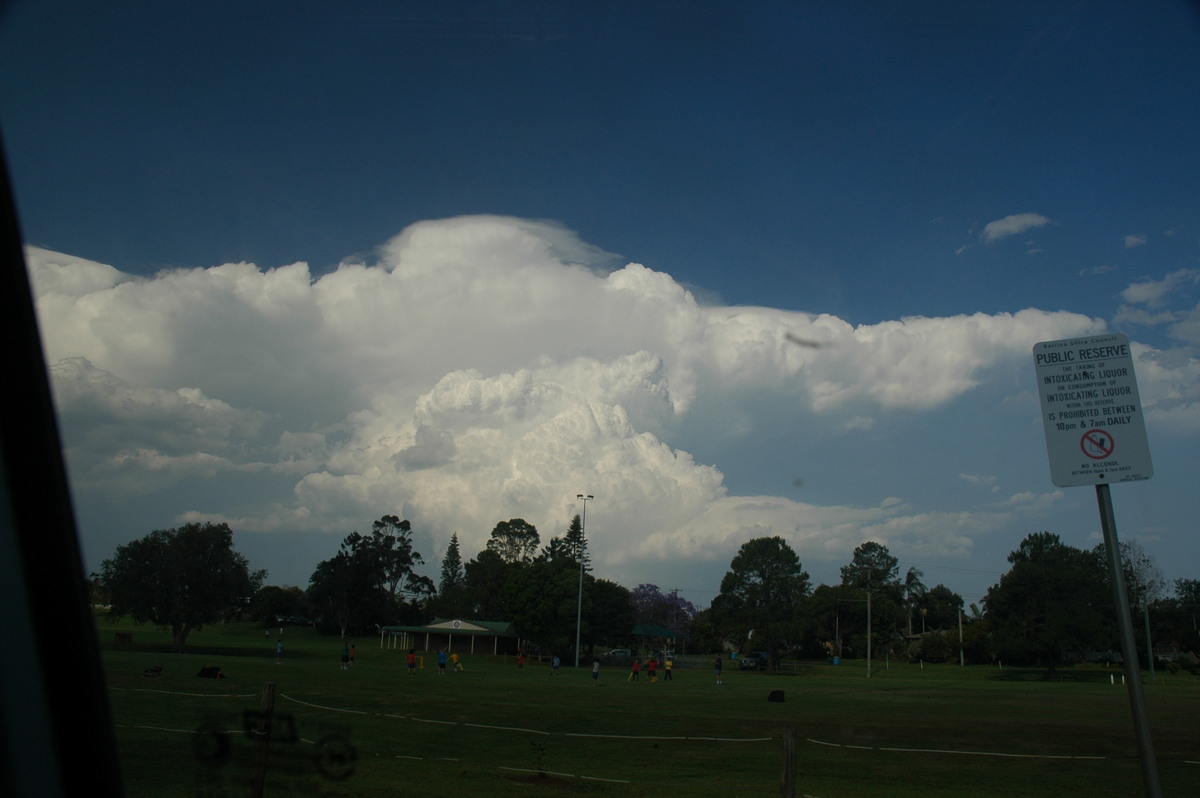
573,494,593,668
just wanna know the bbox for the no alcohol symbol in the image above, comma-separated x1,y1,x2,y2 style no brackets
314,734,356,781
1080,429,1115,460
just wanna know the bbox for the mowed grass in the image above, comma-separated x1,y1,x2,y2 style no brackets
95,617,1200,798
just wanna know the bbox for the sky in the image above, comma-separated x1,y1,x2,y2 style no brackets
3,1,1199,610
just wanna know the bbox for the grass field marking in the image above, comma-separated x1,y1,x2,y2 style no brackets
561,733,689,740
580,775,635,784
499,766,575,777
807,737,1109,761
562,731,773,742
280,689,775,743
278,692,368,714
111,687,256,698
405,716,458,725
499,766,632,784
115,722,244,735
877,745,1106,760
464,722,551,735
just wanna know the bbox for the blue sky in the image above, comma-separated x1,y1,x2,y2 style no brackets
3,2,1199,609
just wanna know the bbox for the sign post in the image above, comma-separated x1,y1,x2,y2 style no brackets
1032,333,1161,798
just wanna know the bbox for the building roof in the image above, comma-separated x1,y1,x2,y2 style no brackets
380,618,515,636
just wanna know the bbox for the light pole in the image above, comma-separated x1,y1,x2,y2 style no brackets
574,494,593,667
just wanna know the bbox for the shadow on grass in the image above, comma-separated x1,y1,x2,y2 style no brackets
988,665,1130,683
100,640,326,659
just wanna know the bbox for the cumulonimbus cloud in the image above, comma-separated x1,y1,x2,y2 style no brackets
29,215,1186,595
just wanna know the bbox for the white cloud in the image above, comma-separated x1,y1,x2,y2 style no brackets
1119,269,1200,308
980,213,1052,243
960,473,999,492
1168,303,1200,346
1112,306,1177,327
1130,342,1200,431
24,216,1200,596
1124,234,1147,248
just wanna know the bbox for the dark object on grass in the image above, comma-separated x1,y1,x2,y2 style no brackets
143,666,162,677
768,690,785,703
196,667,224,679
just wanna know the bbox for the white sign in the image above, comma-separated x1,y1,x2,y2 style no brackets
1033,333,1153,487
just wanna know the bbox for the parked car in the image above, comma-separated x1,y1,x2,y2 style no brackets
602,648,633,665
738,651,770,670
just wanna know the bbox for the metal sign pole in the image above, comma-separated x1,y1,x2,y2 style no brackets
1095,483,1162,798
1034,335,1161,797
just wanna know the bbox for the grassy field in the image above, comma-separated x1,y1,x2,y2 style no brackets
95,616,1199,798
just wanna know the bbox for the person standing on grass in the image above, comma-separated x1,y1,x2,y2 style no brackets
629,657,641,681
451,651,462,672
551,655,561,675
406,649,417,675
664,654,673,681
647,656,658,683
592,658,601,685
275,639,283,664
341,641,350,670
516,650,525,670
437,648,448,675
714,654,723,685
349,644,356,666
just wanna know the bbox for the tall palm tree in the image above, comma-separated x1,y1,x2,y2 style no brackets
902,566,927,637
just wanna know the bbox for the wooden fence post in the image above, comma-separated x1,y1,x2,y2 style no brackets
252,682,277,798
780,725,796,798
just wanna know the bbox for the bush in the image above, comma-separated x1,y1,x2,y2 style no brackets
915,631,955,663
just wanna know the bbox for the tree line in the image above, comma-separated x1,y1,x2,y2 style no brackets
696,533,1199,674
94,519,1199,673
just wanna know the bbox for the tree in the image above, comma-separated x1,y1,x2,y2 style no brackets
429,533,476,619
901,566,927,636
540,514,590,567
630,583,696,637
439,532,466,594
686,606,725,655
369,515,435,600
563,514,589,567
500,559,579,652
985,531,1110,674
806,582,862,658
840,541,899,589
921,584,964,631
307,545,380,637
1176,578,1200,611
585,578,634,657
464,548,513,619
1175,578,1200,633
1142,578,1200,664
839,542,904,658
308,518,434,636
247,585,309,624
711,537,810,664
486,518,541,564
1093,540,1165,608
498,557,633,663
97,522,265,653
